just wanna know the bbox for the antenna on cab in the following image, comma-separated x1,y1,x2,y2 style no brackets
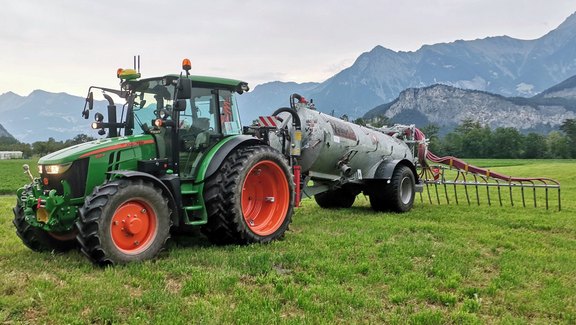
133,55,141,74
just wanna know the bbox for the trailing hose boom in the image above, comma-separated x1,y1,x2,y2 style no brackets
414,128,561,210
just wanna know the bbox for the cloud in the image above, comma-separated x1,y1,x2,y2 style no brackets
1,0,575,96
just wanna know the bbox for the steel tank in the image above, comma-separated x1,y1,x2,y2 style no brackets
272,102,415,180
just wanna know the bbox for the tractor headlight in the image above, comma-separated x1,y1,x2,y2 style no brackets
42,163,72,175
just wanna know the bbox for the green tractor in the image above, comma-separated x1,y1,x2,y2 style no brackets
14,60,295,265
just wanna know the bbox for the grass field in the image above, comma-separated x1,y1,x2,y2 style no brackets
0,159,37,195
1,159,575,324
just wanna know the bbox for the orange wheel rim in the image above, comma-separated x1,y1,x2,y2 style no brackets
241,160,290,236
110,199,158,254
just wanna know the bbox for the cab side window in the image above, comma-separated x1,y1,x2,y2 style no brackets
219,90,241,135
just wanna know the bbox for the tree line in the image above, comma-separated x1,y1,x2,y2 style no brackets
419,119,576,159
355,116,576,159
0,134,95,158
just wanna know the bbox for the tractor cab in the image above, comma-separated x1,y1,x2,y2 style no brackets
82,65,249,178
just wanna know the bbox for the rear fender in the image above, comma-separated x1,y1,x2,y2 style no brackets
203,135,266,180
374,159,419,182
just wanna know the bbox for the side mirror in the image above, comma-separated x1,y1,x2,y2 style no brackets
88,92,94,110
176,77,192,99
174,99,187,111
82,92,94,119
236,82,249,94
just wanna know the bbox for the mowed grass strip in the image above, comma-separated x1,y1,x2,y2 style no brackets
0,159,575,324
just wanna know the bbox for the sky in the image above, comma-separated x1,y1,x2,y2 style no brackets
1,0,575,97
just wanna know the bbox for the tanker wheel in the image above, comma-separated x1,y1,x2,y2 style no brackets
12,204,78,252
314,188,356,209
76,179,171,266
370,165,415,213
202,145,294,245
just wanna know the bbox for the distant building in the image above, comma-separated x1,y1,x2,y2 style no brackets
0,151,23,159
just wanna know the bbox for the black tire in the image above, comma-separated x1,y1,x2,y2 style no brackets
370,165,415,213
314,188,356,209
202,145,294,245
12,204,78,252
76,179,171,266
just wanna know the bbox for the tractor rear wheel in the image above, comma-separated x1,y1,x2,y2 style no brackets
76,179,171,266
314,188,356,209
202,145,294,245
370,165,415,213
12,204,78,252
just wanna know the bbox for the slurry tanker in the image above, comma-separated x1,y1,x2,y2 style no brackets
14,58,559,265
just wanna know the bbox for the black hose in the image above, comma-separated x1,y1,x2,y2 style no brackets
290,93,306,109
272,107,301,130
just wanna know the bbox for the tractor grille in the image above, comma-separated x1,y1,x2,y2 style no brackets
42,158,89,198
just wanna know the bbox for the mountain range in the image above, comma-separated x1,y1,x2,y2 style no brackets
364,76,576,132
238,11,576,122
0,90,102,143
0,124,13,138
2,11,576,142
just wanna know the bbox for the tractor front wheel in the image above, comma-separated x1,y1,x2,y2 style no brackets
202,145,294,244
12,204,78,252
76,179,171,266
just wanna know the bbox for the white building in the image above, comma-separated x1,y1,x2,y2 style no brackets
0,151,23,159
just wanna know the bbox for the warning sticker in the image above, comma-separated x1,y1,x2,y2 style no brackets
329,120,358,141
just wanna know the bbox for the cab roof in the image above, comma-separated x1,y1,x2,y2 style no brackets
139,74,248,90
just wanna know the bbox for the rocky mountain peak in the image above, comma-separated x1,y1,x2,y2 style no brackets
364,74,576,133
555,11,576,31
536,11,576,46
0,123,15,138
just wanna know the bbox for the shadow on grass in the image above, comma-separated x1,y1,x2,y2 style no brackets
169,227,213,248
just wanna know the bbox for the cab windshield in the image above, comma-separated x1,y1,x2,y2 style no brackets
129,77,242,136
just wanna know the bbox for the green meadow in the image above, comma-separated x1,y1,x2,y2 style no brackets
0,159,574,324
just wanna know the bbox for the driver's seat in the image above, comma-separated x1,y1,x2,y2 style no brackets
193,118,211,150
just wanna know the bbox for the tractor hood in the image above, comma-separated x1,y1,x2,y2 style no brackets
39,134,156,165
